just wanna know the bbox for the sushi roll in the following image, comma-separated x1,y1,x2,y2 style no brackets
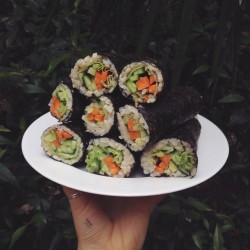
41,124,88,165
70,53,118,97
118,61,164,104
81,96,115,136
116,86,202,152
141,118,201,177
116,105,155,152
85,137,135,177
49,82,87,122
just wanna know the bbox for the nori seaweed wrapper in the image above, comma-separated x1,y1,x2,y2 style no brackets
49,81,88,123
160,86,203,128
139,85,203,132
165,118,201,151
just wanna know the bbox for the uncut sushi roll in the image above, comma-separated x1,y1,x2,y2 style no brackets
116,86,203,152
141,118,201,177
49,82,87,122
41,124,88,165
118,61,164,104
85,138,135,177
81,96,115,136
70,53,118,97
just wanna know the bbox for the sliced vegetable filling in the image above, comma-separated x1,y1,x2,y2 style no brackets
82,96,115,136
81,62,116,92
85,145,123,175
125,65,158,103
85,103,106,124
49,85,71,119
149,142,196,176
43,129,79,160
123,113,148,145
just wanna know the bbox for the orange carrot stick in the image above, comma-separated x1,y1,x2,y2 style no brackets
129,131,140,140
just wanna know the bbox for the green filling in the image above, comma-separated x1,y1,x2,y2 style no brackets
123,113,148,142
81,61,116,91
52,85,71,117
150,146,195,175
82,100,108,125
125,65,155,99
44,132,78,160
85,145,123,174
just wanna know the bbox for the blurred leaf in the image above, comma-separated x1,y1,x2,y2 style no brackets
218,93,245,103
21,84,47,94
203,217,210,230
0,135,13,145
0,163,19,187
213,224,224,250
187,197,213,211
157,201,182,215
185,210,201,220
192,232,203,249
221,224,234,232
54,209,71,220
63,226,76,240
32,213,47,224
0,148,7,159
49,232,64,250
192,64,209,75
9,224,28,249
46,52,71,75
19,116,26,131
0,125,11,132
240,175,249,186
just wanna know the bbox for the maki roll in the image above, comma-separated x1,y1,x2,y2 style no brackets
85,138,135,177
116,86,203,152
116,105,152,152
141,118,201,177
81,96,115,136
118,61,164,104
41,124,88,165
70,53,118,97
49,82,87,122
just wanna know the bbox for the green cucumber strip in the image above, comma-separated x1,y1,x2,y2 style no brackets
83,75,96,91
87,66,97,76
44,133,57,143
126,80,137,93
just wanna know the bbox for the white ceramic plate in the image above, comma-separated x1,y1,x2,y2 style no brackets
22,113,229,197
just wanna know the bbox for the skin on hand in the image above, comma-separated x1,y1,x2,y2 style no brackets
63,186,166,250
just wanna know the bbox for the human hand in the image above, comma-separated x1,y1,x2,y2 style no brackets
63,186,166,250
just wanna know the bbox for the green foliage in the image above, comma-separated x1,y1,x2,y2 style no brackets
0,0,250,249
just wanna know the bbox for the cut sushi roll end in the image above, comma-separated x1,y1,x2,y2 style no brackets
117,105,149,151
85,138,135,177
41,125,84,165
70,53,118,97
119,61,164,104
49,83,73,121
82,96,114,136
141,138,197,177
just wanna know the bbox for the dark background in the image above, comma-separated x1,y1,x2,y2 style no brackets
0,0,250,249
